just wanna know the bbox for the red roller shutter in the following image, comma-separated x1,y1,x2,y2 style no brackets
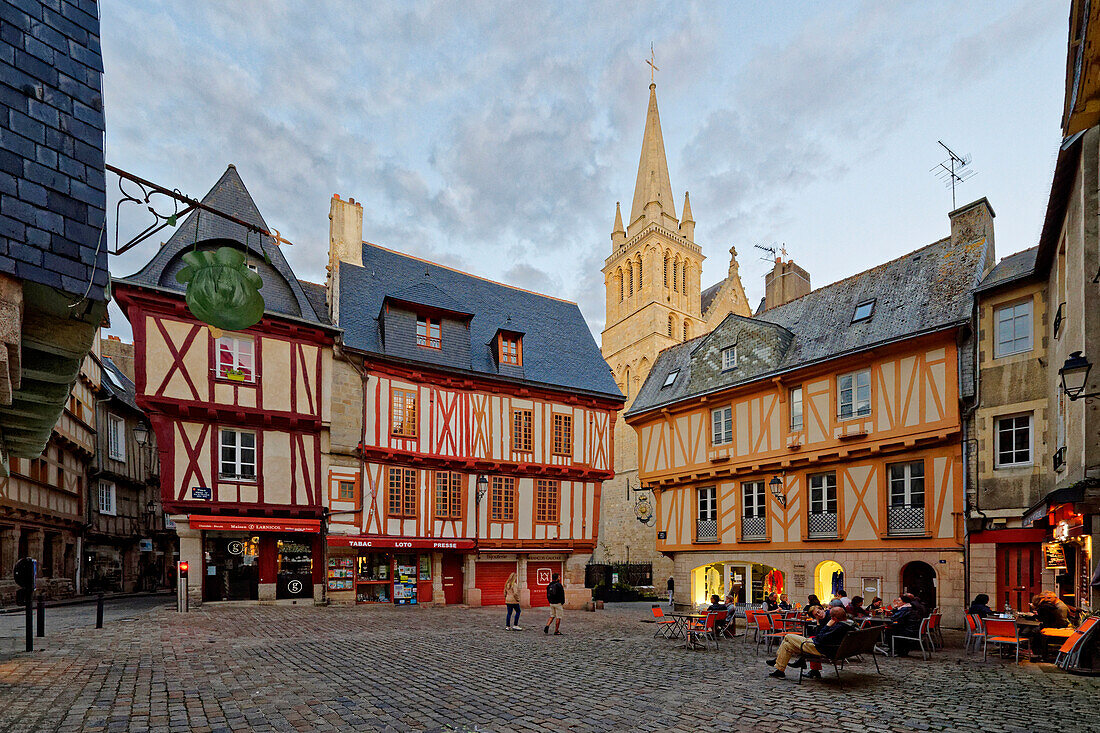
475,561,515,606
527,562,562,607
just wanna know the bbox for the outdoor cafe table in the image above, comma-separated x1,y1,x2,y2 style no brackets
674,614,708,648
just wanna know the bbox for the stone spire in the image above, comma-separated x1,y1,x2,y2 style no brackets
612,201,625,245
628,84,678,234
679,191,695,241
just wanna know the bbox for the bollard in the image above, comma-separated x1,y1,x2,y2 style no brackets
95,593,104,629
25,592,32,652
36,595,44,638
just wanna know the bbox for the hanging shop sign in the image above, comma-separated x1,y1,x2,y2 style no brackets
1044,542,1068,570
327,535,476,551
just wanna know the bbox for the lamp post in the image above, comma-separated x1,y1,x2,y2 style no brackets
1059,351,1099,400
133,421,150,447
474,475,488,554
769,475,786,507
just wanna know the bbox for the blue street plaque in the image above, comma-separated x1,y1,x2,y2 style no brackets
192,486,212,500
657,531,667,540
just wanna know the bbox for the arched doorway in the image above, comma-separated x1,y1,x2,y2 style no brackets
901,561,937,609
814,560,845,602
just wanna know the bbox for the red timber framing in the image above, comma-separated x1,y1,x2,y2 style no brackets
113,284,336,517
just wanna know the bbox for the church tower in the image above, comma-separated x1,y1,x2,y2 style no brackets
596,80,750,580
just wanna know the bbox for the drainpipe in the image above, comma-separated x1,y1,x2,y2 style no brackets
959,305,984,613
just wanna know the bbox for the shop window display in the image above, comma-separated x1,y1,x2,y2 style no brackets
357,553,392,603
276,539,314,599
203,534,259,602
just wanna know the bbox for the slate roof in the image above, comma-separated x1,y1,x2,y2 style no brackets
340,244,623,400
116,166,328,328
101,357,139,412
387,281,471,317
297,280,331,326
700,280,722,315
974,246,1038,293
628,234,990,416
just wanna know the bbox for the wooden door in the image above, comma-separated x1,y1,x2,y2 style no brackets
996,543,1042,613
442,554,464,605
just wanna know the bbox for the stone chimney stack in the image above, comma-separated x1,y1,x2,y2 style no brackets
327,194,363,325
764,256,811,311
949,197,996,277
100,335,134,382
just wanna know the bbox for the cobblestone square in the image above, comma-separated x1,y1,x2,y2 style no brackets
1,601,1098,732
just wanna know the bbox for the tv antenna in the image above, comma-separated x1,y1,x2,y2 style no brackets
753,243,787,262
931,140,976,209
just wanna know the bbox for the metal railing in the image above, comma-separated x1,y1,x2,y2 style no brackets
741,515,766,540
886,504,925,536
807,511,838,538
695,518,718,542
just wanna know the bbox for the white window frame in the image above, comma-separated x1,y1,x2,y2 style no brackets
98,481,116,516
742,481,766,519
220,428,257,481
697,486,717,521
888,461,925,507
852,299,875,322
808,472,837,515
662,370,678,388
107,413,125,462
217,335,256,382
721,345,737,371
995,413,1033,468
711,406,733,446
789,386,803,431
837,369,871,419
993,299,1033,357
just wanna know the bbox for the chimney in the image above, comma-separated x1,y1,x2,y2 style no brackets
763,256,811,310
949,197,996,277
327,194,364,325
100,336,135,382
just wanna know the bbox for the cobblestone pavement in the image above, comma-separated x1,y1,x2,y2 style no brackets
1,601,1098,732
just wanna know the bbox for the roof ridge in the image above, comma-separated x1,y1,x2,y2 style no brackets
762,236,953,314
361,242,578,305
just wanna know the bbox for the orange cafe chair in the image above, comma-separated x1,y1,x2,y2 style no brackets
983,618,1030,664
651,605,678,639
1056,616,1099,669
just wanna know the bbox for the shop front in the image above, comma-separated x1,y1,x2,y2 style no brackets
689,560,785,606
189,515,322,603
326,536,475,606
1046,510,1094,612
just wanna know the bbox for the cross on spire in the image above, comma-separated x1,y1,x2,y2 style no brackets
646,42,659,84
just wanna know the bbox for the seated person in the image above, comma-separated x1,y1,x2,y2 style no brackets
778,593,792,611
804,594,823,616
848,595,868,618
1033,591,1070,629
706,594,732,634
828,592,846,608
867,597,885,615
764,593,780,611
903,592,927,619
883,598,922,656
767,606,850,679
968,593,993,619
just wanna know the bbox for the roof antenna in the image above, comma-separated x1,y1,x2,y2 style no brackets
931,140,977,210
753,243,778,262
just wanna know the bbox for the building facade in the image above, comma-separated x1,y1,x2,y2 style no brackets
323,197,623,607
114,166,337,606
626,201,996,627
598,82,750,582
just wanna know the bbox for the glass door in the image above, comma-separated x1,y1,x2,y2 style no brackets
203,534,259,602
276,538,313,599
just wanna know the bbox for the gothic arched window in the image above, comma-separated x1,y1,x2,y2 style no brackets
624,366,631,397
627,264,633,296
683,319,690,341
668,315,675,339
682,262,687,294
664,252,670,288
672,259,679,293
617,268,623,302
636,255,643,291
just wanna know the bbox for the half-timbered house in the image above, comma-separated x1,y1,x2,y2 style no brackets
625,199,997,626
114,166,337,605
324,195,623,607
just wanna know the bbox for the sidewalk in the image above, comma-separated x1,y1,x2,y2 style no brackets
0,589,174,615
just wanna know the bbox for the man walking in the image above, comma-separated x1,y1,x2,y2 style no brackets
544,573,566,635
667,575,675,607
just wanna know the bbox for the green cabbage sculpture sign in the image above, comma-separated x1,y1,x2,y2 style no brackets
175,247,265,331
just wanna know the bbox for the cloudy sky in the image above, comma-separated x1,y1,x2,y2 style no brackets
102,1,1067,341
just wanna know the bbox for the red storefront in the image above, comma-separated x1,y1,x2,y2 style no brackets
326,535,475,605
192,515,323,603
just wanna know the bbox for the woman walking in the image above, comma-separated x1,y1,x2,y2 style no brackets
505,572,523,630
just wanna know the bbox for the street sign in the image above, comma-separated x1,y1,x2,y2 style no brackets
657,531,667,540
191,486,212,500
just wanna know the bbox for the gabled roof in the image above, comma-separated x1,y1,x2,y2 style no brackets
628,233,989,416
339,243,622,400
116,165,327,328
101,357,138,412
975,247,1038,293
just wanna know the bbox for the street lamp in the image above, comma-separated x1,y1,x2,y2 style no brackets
474,475,489,555
1060,351,1099,400
133,421,150,446
475,474,489,503
769,475,786,507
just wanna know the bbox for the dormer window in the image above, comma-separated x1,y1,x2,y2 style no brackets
499,333,522,366
416,316,441,349
721,345,737,371
852,299,875,323
245,262,258,273
662,370,679,388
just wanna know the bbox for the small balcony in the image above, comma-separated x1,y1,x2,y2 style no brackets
807,512,838,539
887,504,926,537
695,518,718,543
741,515,766,541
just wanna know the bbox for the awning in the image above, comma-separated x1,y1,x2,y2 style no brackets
327,535,476,551
1022,481,1092,527
189,515,321,533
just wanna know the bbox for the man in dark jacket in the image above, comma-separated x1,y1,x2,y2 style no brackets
767,606,851,678
544,573,566,635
